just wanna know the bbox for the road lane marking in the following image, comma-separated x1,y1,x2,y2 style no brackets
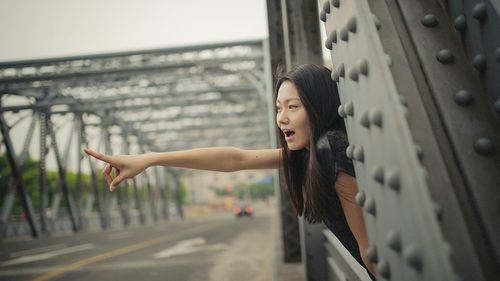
0,258,212,276
207,243,229,251
153,238,229,259
107,231,134,240
154,237,205,258
2,244,95,267
31,222,218,281
10,243,68,258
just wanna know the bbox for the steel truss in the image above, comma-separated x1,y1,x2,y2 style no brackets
0,40,272,237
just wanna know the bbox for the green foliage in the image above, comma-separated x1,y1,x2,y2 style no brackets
210,185,232,197
211,181,275,200
1,153,201,214
178,180,189,204
0,154,10,191
0,154,108,215
248,182,275,199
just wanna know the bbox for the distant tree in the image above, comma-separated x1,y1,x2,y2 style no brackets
234,182,274,200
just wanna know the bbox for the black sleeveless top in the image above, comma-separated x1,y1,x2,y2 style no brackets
321,130,376,280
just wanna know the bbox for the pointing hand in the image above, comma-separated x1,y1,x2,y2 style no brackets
83,148,149,191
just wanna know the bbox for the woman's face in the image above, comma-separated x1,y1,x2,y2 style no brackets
276,81,311,151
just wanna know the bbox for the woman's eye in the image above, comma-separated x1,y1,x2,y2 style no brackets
289,105,298,109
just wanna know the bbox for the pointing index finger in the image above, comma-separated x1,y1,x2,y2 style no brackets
83,148,112,163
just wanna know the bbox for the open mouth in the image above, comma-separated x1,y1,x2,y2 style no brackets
283,130,295,138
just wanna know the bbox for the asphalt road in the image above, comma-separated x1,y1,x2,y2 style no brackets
0,211,274,281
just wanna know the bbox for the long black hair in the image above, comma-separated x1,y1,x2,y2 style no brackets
275,64,346,223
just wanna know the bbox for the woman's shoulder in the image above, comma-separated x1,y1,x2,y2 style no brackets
323,130,349,151
322,130,355,177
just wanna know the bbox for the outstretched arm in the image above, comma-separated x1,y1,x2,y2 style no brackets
83,147,281,191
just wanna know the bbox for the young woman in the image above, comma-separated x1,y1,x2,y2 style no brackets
84,64,376,278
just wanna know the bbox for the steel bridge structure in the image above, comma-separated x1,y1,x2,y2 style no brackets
0,39,272,238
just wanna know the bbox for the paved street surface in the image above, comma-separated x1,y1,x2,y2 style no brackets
0,205,277,281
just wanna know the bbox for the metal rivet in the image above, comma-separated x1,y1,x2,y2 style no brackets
372,165,384,184
454,90,474,106
327,30,337,50
337,64,345,77
421,14,438,27
345,101,354,116
474,137,495,155
340,27,348,41
367,245,378,263
433,202,443,222
348,66,359,81
353,146,364,163
331,31,338,45
320,10,327,22
404,245,423,271
358,60,369,76
436,49,454,64
331,69,339,82
415,144,424,160
402,107,408,118
331,0,339,8
386,169,400,191
360,111,370,128
325,40,332,51
377,260,391,279
399,95,407,107
386,230,402,252
348,17,357,33
346,144,354,159
338,105,347,118
442,241,452,256
322,1,330,14
473,2,487,22
373,14,381,30
325,30,337,50
495,98,500,114
385,54,392,66
364,197,376,215
473,54,487,71
369,109,383,127
355,190,366,207
453,15,466,32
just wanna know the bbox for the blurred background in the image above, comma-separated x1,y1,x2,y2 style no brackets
0,1,284,281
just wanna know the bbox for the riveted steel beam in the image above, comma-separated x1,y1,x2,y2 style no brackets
0,115,37,237
38,110,49,234
280,0,327,279
362,0,493,279
74,113,85,230
0,85,257,113
446,0,500,110
120,110,262,125
392,0,500,279
322,0,459,279
0,104,38,238
0,40,264,84
46,112,79,233
121,137,146,225
82,126,107,230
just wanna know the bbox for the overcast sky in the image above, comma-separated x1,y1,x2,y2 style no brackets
0,0,268,62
